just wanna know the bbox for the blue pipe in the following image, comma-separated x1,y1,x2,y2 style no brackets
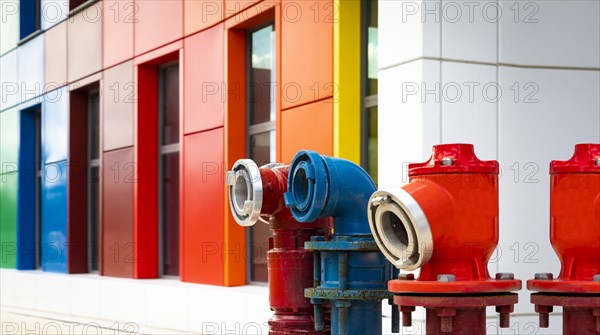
283,150,376,236
283,150,395,335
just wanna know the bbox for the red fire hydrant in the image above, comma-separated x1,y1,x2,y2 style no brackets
528,143,600,334
368,143,522,334
226,160,332,334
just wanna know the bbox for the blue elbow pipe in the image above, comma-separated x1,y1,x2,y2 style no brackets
283,150,376,236
283,150,395,335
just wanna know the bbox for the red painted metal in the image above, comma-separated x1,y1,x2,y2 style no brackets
257,164,332,335
527,144,600,334
388,144,521,334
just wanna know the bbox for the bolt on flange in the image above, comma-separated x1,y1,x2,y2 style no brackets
534,273,554,280
437,274,456,282
496,273,515,280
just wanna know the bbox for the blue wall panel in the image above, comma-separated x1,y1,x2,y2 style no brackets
42,87,69,164
41,159,67,273
17,109,37,269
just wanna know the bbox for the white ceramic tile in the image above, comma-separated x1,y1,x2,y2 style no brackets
378,59,441,189
34,273,71,313
17,34,45,104
145,283,188,330
441,0,498,62
69,276,101,318
498,66,600,314
41,0,69,30
379,0,441,68
1,49,19,111
441,62,497,160
97,279,146,325
499,0,600,68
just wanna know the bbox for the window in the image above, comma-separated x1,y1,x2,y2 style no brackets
247,23,275,283
19,0,41,39
158,62,180,277
87,91,100,272
361,0,378,183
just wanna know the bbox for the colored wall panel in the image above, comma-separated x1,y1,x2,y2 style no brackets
17,109,37,269
41,160,68,273
0,171,18,268
41,0,69,30
67,2,103,82
0,108,20,169
0,0,19,55
281,0,333,110
17,34,45,103
333,0,361,164
1,50,19,111
184,24,224,134
42,87,69,164
44,21,68,88
102,147,134,278
224,0,260,18
184,0,224,36
134,0,183,56
0,108,20,269
103,60,134,150
103,0,134,68
281,100,333,162
181,128,225,285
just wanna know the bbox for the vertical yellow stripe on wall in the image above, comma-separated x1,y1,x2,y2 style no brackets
333,0,361,164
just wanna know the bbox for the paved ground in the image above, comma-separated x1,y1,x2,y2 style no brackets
0,310,141,335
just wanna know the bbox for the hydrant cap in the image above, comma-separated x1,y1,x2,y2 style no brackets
284,150,328,222
550,143,600,174
408,143,499,177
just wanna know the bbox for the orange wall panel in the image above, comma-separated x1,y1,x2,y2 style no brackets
181,128,227,285
184,0,224,36
184,23,224,134
134,0,183,56
281,100,333,162
44,21,67,88
103,0,135,68
67,2,103,82
281,0,333,110
225,0,262,19
103,60,134,151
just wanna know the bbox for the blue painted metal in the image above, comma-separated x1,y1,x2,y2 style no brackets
41,160,67,273
19,0,38,39
17,107,38,269
284,150,396,335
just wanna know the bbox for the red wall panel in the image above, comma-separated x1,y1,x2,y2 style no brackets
103,0,134,68
281,0,333,110
184,23,224,135
134,0,183,56
281,100,333,163
181,128,226,285
184,0,224,36
102,147,134,278
103,60,134,151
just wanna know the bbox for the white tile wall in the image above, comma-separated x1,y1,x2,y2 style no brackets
499,0,600,68
379,1,441,68
498,66,600,313
0,269,272,334
17,34,45,104
441,61,498,160
0,49,19,111
441,0,498,63
378,59,441,188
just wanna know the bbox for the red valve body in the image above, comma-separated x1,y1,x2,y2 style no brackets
388,144,520,335
528,144,600,335
259,166,332,335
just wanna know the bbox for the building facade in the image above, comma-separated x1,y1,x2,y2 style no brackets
1,0,599,334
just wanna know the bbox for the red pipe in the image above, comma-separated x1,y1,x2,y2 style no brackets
227,162,332,334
